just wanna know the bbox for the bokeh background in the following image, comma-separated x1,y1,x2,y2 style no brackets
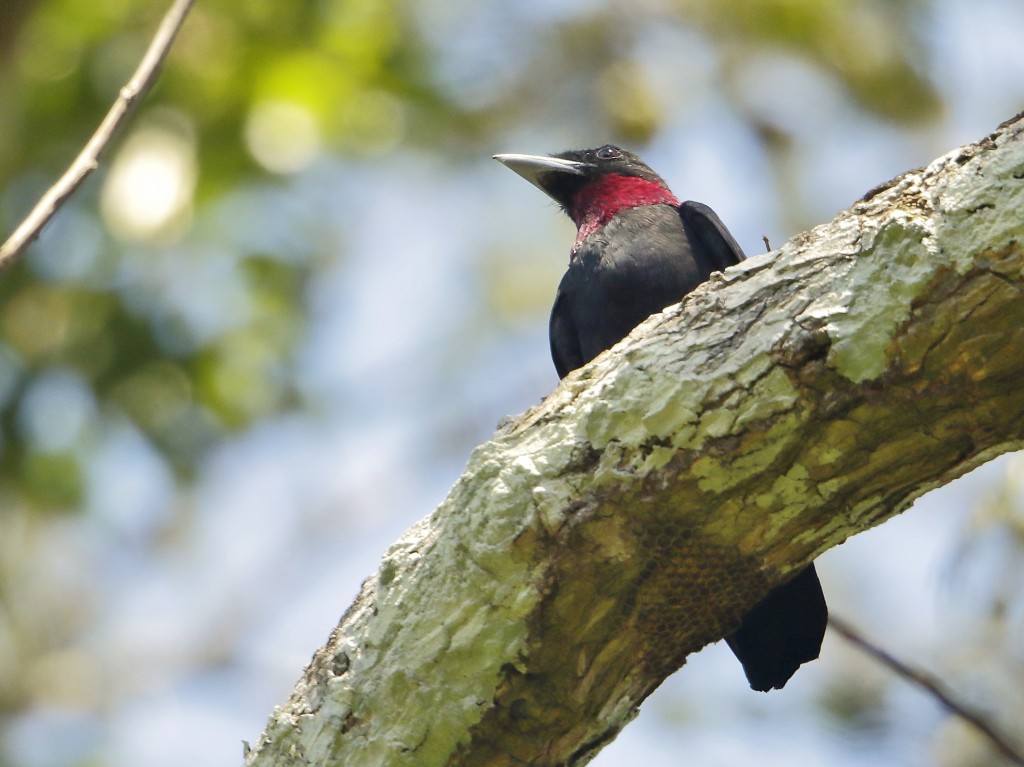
0,0,1022,765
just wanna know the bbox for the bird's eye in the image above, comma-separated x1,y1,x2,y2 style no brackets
596,146,621,160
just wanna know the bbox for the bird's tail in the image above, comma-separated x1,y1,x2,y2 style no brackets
725,564,828,692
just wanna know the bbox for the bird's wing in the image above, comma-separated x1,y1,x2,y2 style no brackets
549,286,584,379
678,200,746,273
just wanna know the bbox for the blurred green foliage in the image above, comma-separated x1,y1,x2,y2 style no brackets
0,0,429,509
679,0,941,123
0,0,942,515
0,0,953,725
5,3,1024,766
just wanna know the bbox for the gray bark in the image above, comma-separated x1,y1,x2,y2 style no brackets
244,113,1024,767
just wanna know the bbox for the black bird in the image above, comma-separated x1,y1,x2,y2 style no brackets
494,145,827,691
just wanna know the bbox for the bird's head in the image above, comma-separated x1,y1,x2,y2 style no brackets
493,145,680,235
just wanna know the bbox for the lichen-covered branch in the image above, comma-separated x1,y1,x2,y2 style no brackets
244,113,1024,767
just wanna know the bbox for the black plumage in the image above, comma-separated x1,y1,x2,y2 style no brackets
495,144,827,691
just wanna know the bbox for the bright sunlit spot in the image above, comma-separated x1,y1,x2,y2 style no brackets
244,100,321,174
101,126,197,241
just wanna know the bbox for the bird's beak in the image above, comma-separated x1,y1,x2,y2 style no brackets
493,153,590,197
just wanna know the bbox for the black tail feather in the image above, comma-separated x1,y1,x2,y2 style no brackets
725,564,828,692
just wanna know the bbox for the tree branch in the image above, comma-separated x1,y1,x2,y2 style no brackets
829,615,1024,766
0,0,195,270
245,113,1024,767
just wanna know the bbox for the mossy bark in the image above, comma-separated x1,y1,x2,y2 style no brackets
245,113,1024,767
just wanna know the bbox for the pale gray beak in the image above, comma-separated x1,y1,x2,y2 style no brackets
493,153,590,196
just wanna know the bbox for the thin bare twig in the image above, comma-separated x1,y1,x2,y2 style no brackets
829,614,1024,766
0,0,195,270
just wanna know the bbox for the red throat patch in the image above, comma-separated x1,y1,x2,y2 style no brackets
569,174,680,255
